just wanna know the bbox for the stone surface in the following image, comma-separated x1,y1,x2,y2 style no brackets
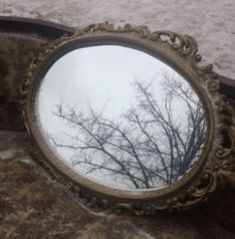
1,131,235,238
0,33,47,130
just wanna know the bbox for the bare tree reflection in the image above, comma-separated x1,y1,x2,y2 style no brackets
48,74,206,189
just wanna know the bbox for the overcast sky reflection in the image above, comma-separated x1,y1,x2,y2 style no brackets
36,45,206,191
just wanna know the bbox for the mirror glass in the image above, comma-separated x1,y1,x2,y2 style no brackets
36,45,207,191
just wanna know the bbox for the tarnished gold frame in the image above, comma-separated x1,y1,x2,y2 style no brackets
21,23,235,215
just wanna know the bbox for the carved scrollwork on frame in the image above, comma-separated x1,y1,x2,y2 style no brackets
21,22,235,215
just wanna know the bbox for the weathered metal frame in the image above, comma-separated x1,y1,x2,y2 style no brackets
21,22,235,215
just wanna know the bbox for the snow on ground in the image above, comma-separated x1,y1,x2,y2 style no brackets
0,0,234,78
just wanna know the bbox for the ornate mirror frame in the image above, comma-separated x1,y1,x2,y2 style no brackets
21,23,235,215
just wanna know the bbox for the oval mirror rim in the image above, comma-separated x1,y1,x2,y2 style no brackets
21,23,230,214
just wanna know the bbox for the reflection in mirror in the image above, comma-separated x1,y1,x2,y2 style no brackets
36,45,207,190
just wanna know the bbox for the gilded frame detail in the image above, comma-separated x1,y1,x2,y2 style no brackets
21,23,235,215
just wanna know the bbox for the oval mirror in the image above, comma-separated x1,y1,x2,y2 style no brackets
36,45,206,191
22,23,234,215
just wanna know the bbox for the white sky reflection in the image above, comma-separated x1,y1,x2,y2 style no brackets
36,45,206,191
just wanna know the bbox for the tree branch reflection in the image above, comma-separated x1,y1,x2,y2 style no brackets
48,74,206,190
